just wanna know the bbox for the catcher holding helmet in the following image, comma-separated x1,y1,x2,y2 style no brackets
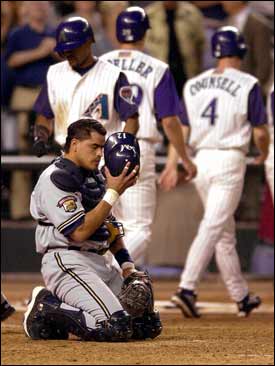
24,119,162,342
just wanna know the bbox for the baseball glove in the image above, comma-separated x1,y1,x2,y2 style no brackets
118,271,154,318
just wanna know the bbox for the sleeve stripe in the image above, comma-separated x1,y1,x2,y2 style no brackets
57,210,85,233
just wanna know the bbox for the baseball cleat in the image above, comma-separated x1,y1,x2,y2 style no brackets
1,301,15,322
23,286,68,340
237,294,262,317
171,289,201,318
23,286,51,338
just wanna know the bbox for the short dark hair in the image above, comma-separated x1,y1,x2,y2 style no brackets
64,118,107,153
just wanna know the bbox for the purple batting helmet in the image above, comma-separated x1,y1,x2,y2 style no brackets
212,26,247,59
54,17,94,55
104,132,140,176
116,6,150,43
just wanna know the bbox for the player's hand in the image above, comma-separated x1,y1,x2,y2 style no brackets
181,158,197,182
32,139,49,157
37,38,56,58
158,165,178,192
105,162,139,195
252,154,267,165
122,267,137,279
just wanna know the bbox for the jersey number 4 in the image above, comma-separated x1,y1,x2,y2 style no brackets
84,94,109,120
201,98,218,125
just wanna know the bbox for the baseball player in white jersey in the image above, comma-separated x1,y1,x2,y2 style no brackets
160,27,270,317
265,84,274,203
23,119,162,341
32,16,139,158
100,7,197,265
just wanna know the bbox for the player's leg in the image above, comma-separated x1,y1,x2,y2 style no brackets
215,217,248,301
215,217,261,316
23,251,132,341
173,150,246,316
1,291,15,321
113,143,156,265
23,286,131,341
265,147,274,203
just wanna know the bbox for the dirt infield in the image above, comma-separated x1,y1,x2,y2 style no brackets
1,276,274,365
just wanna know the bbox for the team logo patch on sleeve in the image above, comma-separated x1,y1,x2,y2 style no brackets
57,196,77,212
119,84,143,106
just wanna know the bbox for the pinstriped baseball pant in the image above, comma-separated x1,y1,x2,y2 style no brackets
265,137,274,203
41,250,124,326
113,140,157,265
179,149,249,302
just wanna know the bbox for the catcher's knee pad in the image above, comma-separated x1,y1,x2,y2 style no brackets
132,311,162,340
94,310,133,342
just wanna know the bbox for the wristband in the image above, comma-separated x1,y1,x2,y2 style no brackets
115,248,134,268
103,189,119,207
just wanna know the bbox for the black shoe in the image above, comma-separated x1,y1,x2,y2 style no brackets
23,286,69,340
237,294,262,317
1,301,15,321
171,289,200,318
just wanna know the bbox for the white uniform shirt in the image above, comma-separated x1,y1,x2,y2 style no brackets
182,67,266,153
34,59,138,146
100,49,182,143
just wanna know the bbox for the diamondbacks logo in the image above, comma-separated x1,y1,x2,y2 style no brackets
119,84,143,106
57,196,77,212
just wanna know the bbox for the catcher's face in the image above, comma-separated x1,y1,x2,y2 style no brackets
73,132,105,170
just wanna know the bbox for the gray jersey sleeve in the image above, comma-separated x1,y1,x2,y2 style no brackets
40,180,85,237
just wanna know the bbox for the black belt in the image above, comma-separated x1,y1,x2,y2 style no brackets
45,246,107,255
38,220,54,227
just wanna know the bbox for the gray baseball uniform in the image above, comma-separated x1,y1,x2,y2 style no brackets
30,160,124,325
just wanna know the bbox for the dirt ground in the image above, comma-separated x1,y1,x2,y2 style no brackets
1,275,274,365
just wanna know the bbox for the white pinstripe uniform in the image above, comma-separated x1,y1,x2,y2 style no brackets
179,67,266,302
100,49,169,264
46,58,124,145
265,84,274,203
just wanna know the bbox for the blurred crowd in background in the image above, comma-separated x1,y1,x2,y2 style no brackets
1,0,274,256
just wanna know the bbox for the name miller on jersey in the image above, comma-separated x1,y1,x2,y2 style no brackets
107,57,153,79
189,76,242,97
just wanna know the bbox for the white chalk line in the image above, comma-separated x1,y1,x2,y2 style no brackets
7,300,274,315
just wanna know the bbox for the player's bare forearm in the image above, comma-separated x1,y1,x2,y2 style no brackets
252,125,270,164
70,201,112,242
123,114,139,135
162,116,190,164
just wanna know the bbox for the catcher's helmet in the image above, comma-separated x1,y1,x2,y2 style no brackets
211,26,247,59
54,17,94,54
116,6,150,43
104,132,140,176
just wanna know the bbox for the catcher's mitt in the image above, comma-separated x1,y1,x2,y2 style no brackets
118,271,154,318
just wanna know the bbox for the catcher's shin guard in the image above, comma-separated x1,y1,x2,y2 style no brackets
132,310,162,340
23,287,69,340
92,310,133,342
